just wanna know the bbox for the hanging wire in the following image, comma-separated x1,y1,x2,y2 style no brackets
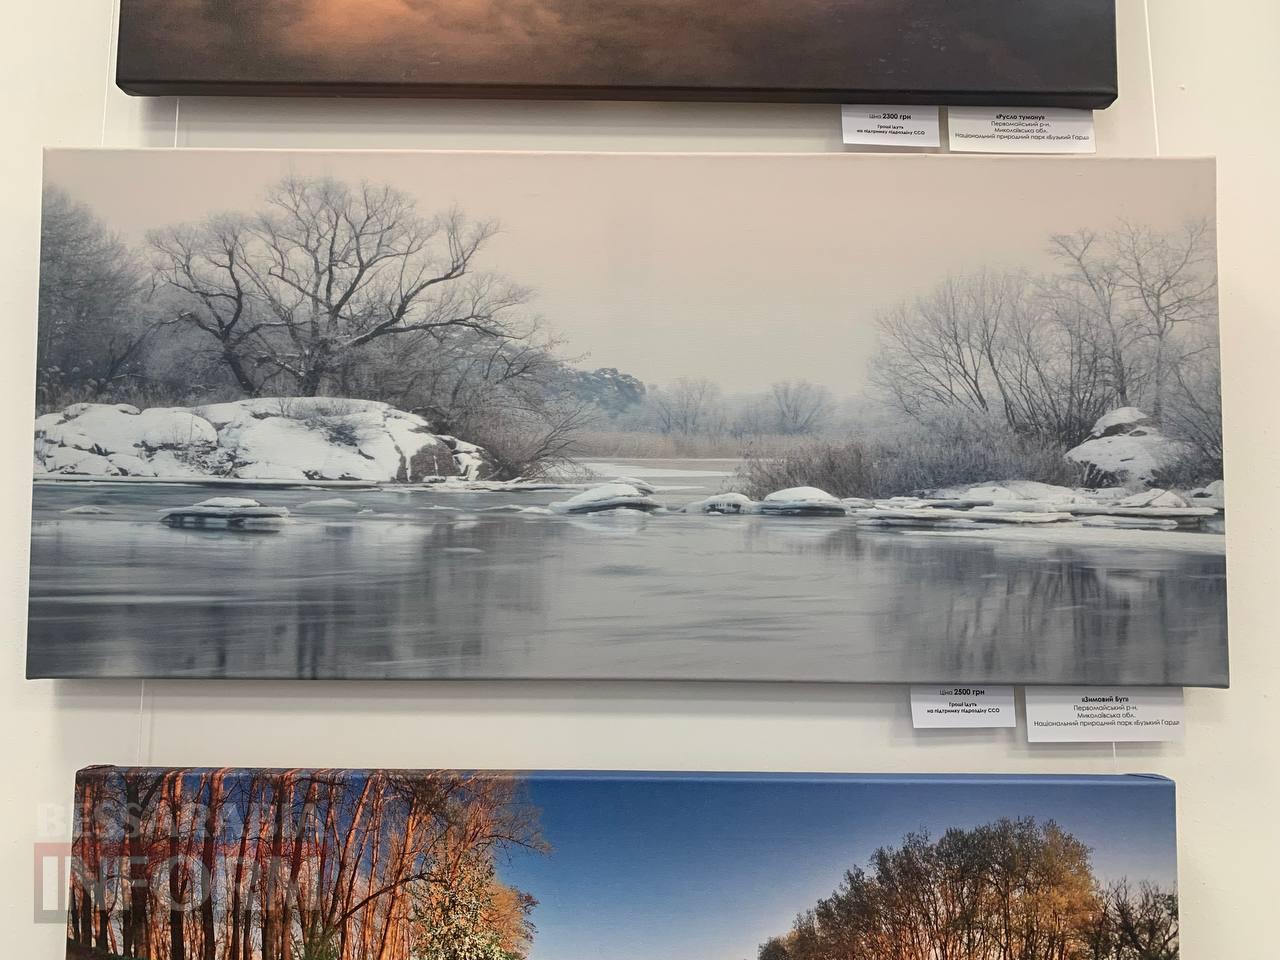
98,0,120,147
1142,0,1163,156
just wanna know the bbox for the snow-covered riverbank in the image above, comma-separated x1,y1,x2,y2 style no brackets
34,398,492,482
34,401,1224,552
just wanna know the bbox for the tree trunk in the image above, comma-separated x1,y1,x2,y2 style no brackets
280,779,317,960
169,776,187,960
223,348,260,398
262,775,291,960
77,785,95,948
298,362,326,397
201,773,224,960
227,781,254,960
123,777,152,960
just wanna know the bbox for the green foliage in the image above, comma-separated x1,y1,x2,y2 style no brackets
295,927,341,960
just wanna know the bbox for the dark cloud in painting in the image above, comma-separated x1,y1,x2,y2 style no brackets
116,0,1116,100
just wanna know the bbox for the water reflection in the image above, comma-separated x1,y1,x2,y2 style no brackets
26,482,1228,684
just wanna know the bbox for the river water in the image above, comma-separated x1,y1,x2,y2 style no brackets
26,460,1228,684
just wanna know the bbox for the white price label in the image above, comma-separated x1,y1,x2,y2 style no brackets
947,106,1095,154
1025,687,1184,742
910,685,1016,729
842,105,941,147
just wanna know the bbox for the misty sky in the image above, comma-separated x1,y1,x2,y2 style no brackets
118,0,1114,95
498,773,1177,960
44,150,1215,394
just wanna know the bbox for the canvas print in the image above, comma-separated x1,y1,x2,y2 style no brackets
65,767,1179,960
28,150,1227,684
114,0,1118,107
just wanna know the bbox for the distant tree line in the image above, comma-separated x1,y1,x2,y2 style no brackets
67,768,543,960
756,818,1177,960
609,377,839,439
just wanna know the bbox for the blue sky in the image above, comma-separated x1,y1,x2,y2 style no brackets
497,773,1176,960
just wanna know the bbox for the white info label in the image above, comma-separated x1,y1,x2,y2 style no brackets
1025,687,1184,742
947,106,1096,154
842,105,941,147
910,685,1016,729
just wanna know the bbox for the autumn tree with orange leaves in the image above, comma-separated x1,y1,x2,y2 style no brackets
67,767,545,960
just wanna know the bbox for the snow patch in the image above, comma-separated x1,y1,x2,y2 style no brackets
1089,407,1154,437
761,486,848,517
550,483,662,515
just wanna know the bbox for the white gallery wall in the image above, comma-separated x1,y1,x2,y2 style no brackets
2,1,1277,955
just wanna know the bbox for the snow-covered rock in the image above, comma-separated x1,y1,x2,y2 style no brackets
158,496,291,530
1065,492,1215,521
34,398,493,483
1089,407,1154,437
435,435,489,481
1116,488,1189,509
680,492,758,515
550,483,662,515
1066,408,1190,485
760,486,848,517
923,480,1092,512
606,476,658,495
965,481,1091,506
190,496,266,510
1187,479,1225,511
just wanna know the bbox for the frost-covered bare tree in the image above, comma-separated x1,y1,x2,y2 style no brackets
1048,229,1150,407
651,377,725,435
871,220,1220,450
150,176,534,399
37,187,155,408
997,291,1115,446
1108,218,1218,418
148,214,272,397
769,380,835,435
871,269,1025,426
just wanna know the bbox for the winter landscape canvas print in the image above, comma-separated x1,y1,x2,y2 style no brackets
114,0,1118,107
65,767,1179,960
29,150,1227,684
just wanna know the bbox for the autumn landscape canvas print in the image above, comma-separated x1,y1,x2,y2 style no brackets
65,768,1179,960
28,150,1227,684
114,0,1118,106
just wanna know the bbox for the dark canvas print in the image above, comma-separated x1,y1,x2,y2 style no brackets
64,767,1179,960
28,150,1226,684
115,0,1118,106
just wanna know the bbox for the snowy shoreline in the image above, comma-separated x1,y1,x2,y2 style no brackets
37,478,1226,557
34,401,1225,554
